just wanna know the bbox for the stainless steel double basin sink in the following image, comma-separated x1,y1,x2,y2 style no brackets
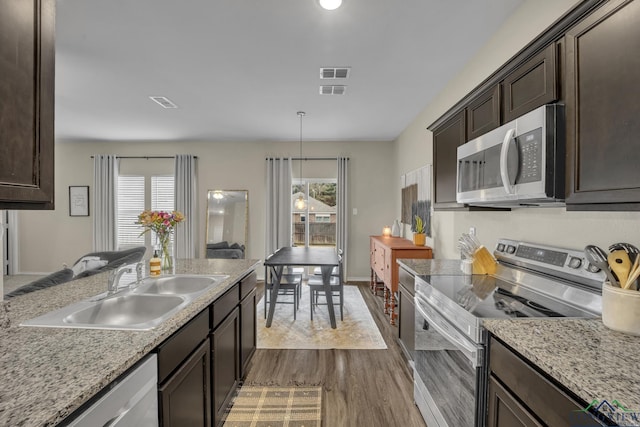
21,274,229,331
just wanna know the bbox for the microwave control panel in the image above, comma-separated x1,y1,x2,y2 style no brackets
516,127,542,183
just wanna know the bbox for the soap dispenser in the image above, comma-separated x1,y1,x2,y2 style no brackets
150,250,161,276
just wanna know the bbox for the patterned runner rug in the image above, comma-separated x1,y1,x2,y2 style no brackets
257,284,386,350
222,386,322,427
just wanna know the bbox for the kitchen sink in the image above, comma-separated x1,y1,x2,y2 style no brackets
132,274,229,296
20,274,229,331
63,294,186,329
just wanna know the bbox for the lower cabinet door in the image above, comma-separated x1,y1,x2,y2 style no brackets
487,376,542,427
159,338,211,427
240,288,257,378
212,307,240,426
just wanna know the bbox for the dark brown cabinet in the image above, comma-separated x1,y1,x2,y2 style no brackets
488,336,607,427
211,307,240,426
0,0,55,210
502,43,558,123
397,267,415,361
157,310,211,427
433,110,466,210
565,0,640,210
240,288,257,378
159,339,211,427
466,86,501,140
155,270,257,427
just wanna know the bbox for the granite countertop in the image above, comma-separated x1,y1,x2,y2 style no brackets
0,258,260,427
398,258,465,277
485,318,640,425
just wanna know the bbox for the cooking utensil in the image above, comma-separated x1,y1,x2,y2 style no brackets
585,245,618,286
608,242,640,263
624,255,640,290
608,250,631,287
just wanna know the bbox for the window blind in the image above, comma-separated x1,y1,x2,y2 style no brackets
117,176,145,250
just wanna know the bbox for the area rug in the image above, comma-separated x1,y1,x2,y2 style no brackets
257,284,387,350
223,386,322,427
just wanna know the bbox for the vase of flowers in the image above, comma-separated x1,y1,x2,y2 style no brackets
137,210,185,273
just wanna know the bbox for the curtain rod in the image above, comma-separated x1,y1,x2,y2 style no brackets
266,157,349,161
90,155,198,159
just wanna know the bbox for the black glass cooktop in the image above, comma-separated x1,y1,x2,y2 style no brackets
417,274,592,319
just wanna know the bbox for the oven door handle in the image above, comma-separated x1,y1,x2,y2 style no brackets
416,302,482,369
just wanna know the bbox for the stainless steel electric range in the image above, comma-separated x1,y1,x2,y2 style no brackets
413,238,605,427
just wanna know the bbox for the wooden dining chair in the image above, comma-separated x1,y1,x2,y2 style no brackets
308,254,344,321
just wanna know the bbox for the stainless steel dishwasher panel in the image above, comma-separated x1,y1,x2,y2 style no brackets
66,354,158,427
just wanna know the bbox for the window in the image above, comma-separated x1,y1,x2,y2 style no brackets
117,175,174,251
292,180,336,247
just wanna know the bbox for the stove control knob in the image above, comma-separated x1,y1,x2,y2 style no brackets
497,243,505,252
586,263,601,273
506,245,516,254
568,256,582,269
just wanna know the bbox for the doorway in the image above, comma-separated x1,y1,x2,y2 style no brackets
292,180,337,248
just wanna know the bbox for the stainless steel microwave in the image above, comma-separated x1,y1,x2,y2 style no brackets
456,104,565,207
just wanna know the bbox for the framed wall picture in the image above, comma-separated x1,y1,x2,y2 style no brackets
69,186,89,216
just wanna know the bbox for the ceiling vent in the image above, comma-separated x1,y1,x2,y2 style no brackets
320,67,350,79
149,96,178,109
319,85,347,95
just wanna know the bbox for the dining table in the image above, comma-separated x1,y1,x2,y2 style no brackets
264,246,340,329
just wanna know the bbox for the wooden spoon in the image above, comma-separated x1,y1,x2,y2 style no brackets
608,250,631,287
625,256,640,290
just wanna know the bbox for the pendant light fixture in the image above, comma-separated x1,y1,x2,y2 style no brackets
294,111,306,211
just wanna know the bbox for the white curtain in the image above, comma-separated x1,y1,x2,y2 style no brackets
337,157,349,278
265,157,292,256
93,155,119,251
174,154,197,259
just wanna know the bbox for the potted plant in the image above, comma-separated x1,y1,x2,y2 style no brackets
412,214,426,246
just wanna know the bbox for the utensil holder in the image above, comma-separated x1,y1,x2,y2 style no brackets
472,246,497,275
602,281,640,336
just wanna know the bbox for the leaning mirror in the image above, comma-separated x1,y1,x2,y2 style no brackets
205,190,248,259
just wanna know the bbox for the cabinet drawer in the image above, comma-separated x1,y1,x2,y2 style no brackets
239,271,257,301
490,337,601,427
212,283,240,329
156,309,210,384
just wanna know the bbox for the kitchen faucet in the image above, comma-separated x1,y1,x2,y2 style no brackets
107,262,144,295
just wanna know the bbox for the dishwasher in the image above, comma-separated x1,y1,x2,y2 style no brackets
65,354,158,427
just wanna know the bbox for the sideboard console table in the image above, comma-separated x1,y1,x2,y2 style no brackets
369,235,432,325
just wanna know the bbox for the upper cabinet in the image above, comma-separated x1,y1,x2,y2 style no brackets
564,0,640,210
466,86,501,141
0,0,55,210
502,43,558,123
430,0,640,212
433,110,466,209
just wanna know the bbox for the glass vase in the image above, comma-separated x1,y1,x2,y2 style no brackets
157,233,174,274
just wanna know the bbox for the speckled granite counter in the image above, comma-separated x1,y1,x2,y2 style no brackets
0,258,260,426
398,259,465,277
485,318,640,425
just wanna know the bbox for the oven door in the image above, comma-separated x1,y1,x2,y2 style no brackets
414,295,486,427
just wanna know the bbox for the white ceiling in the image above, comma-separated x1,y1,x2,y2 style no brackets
54,0,524,143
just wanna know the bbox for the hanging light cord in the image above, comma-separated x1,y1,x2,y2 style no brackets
297,111,305,202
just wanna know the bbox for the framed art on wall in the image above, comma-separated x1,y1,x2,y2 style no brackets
69,186,89,216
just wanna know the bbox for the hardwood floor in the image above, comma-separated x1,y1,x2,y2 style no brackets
245,282,427,427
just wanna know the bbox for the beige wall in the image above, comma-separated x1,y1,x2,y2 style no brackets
17,139,395,280
394,0,640,258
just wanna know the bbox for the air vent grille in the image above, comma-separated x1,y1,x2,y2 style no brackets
319,85,347,95
149,96,178,109
320,67,350,79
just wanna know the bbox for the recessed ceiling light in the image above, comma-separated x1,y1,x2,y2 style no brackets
318,0,343,11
